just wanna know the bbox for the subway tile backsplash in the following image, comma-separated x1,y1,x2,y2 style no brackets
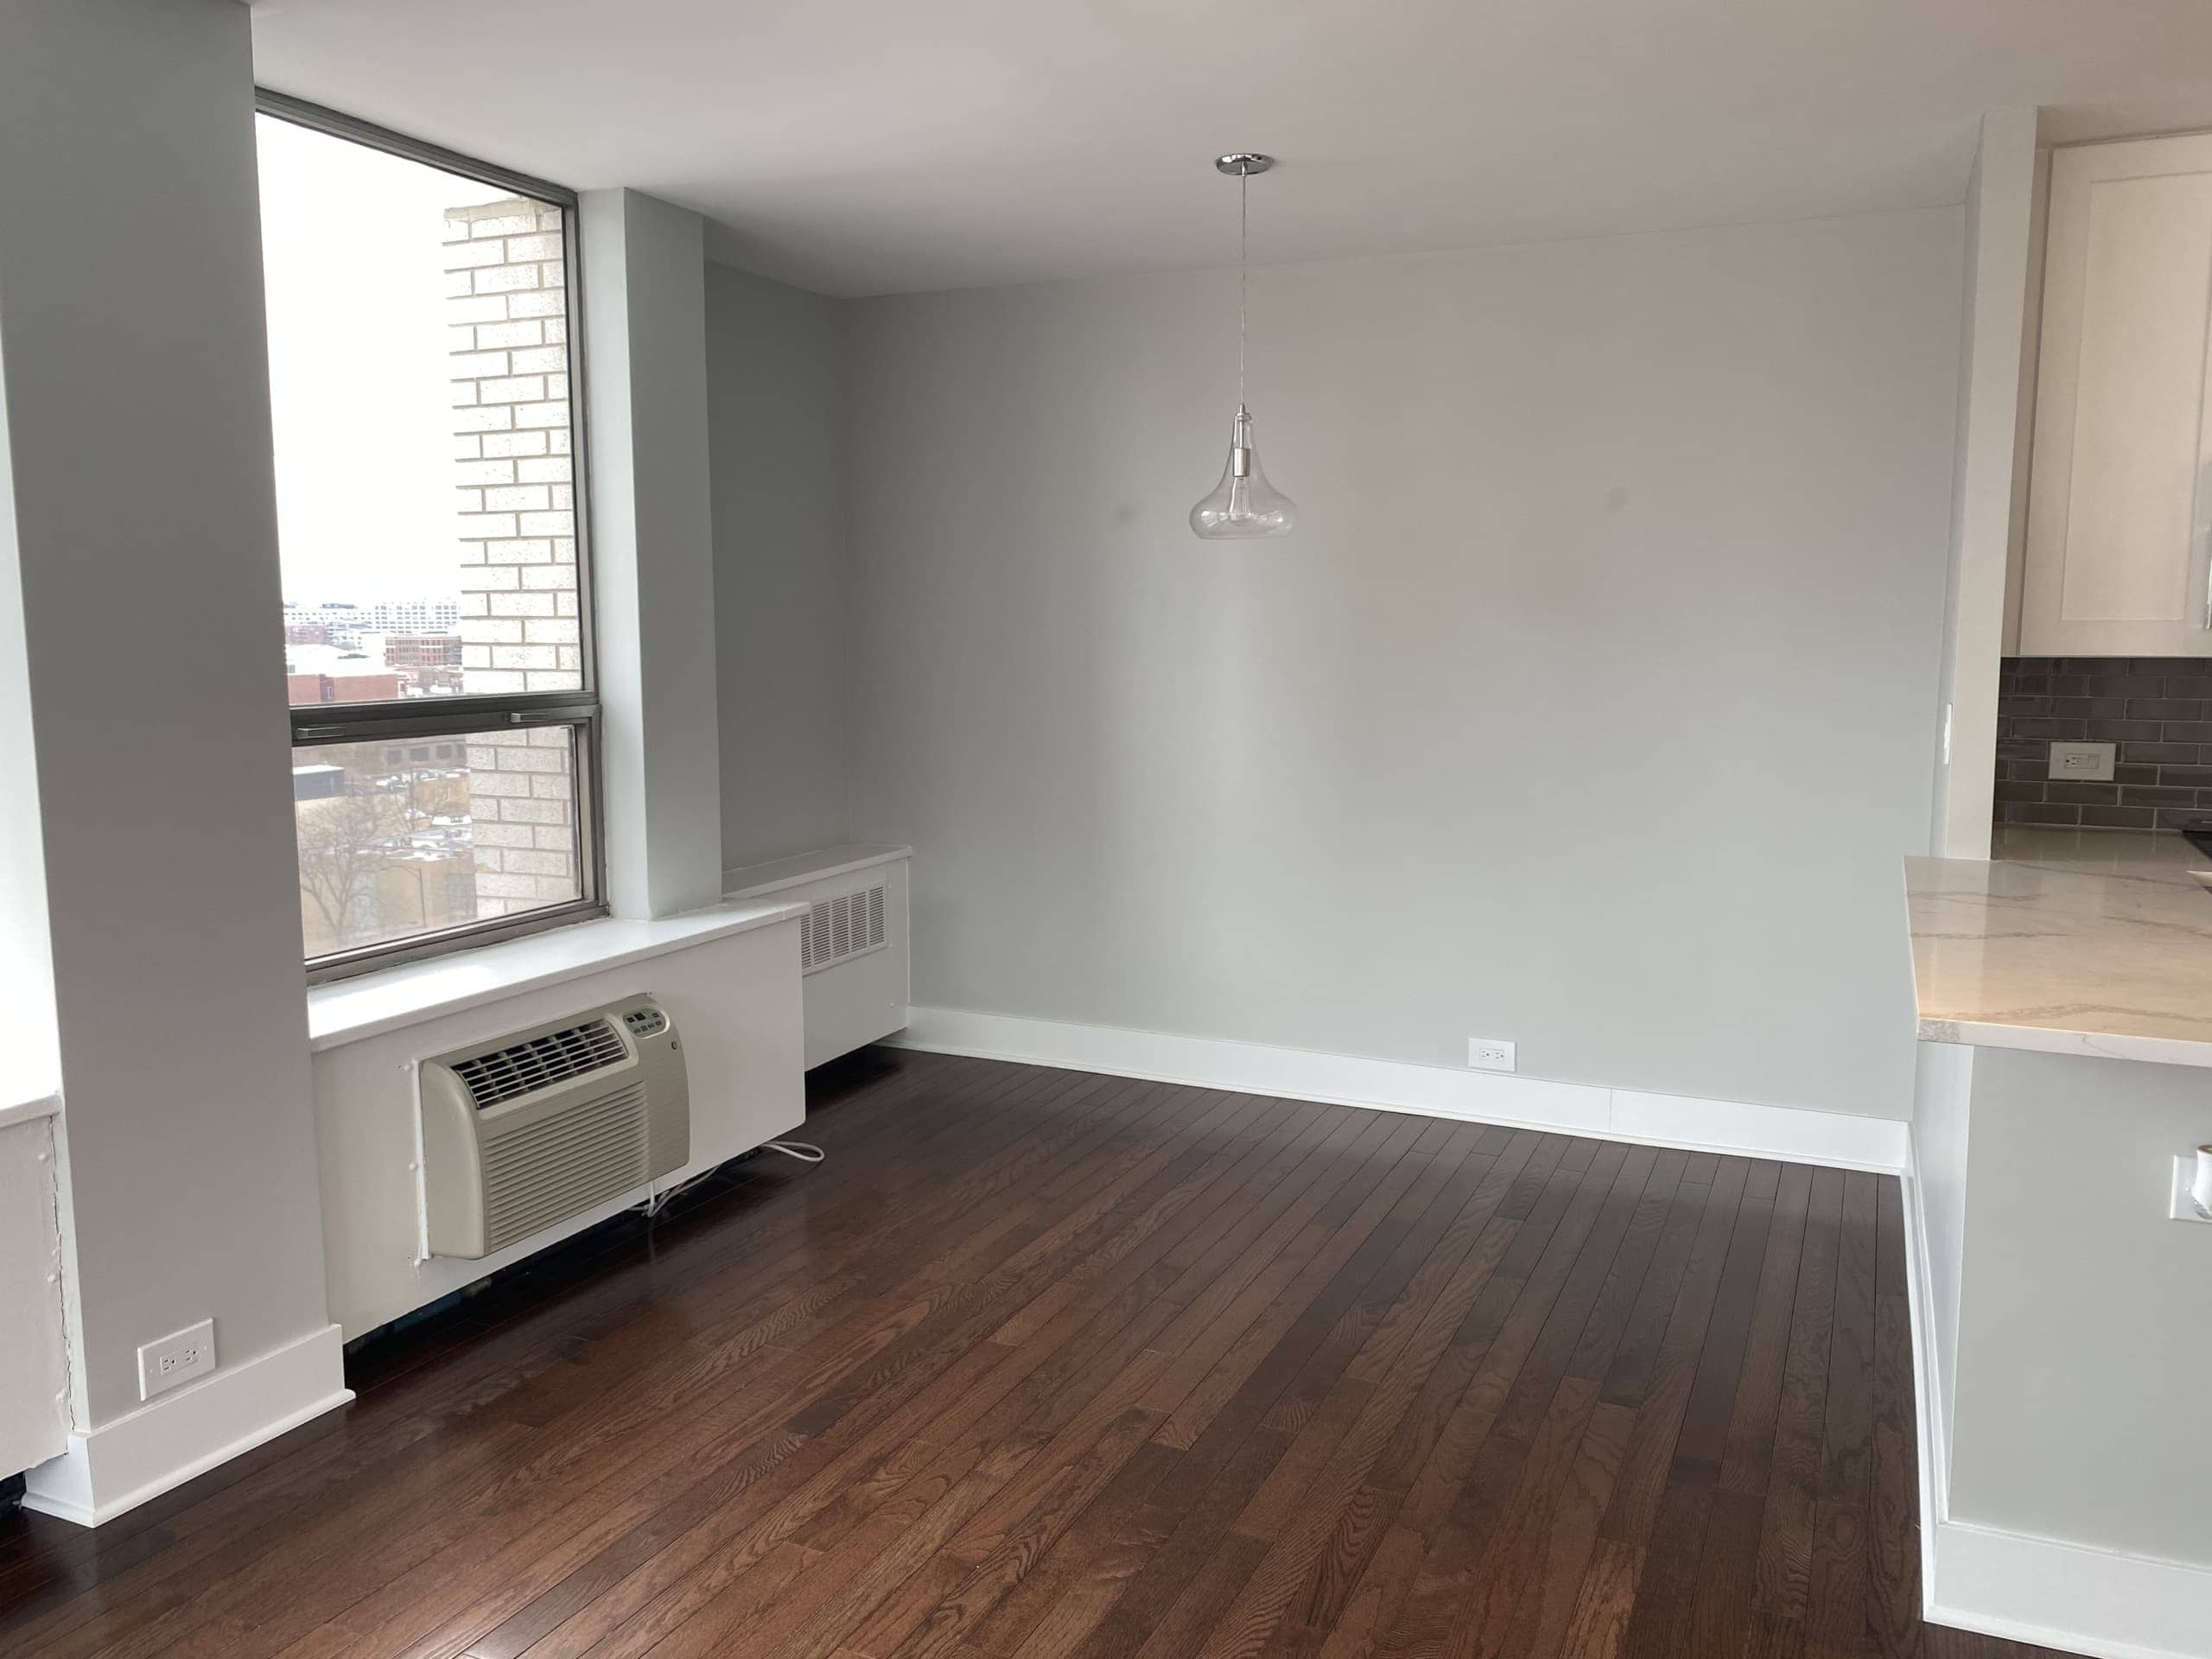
1997,657,2212,830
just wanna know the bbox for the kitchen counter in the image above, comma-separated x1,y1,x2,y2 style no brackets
1905,826,2212,1065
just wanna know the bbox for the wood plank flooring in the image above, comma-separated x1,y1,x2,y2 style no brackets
0,1049,2067,1659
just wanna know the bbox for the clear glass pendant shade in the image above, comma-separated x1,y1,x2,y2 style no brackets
1192,155,1295,540
1190,405,1296,538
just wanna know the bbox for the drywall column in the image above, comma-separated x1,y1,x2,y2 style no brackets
1929,110,2037,857
706,264,856,873
0,0,346,1522
582,188,725,916
1909,107,2037,1592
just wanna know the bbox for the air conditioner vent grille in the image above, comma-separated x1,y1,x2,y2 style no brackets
802,883,887,974
480,1082,648,1251
451,1018,628,1109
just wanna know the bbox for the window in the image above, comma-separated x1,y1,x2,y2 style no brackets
255,94,601,978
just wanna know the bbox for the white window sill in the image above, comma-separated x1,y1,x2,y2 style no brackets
0,1088,60,1133
723,842,911,900
305,899,809,1053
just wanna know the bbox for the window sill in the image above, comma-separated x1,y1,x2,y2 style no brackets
723,842,912,899
0,1087,61,1134
304,899,809,1053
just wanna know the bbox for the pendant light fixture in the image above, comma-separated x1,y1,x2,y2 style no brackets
1190,152,1297,539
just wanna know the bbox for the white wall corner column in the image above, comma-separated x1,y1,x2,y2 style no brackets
1930,108,2037,859
582,188,725,918
0,0,346,1523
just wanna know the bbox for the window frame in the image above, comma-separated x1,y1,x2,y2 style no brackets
257,91,609,983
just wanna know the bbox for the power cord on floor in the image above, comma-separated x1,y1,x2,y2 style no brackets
636,1166,714,1219
634,1139,826,1219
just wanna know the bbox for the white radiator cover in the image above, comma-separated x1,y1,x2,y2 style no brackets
312,916,805,1338
725,845,911,1069
801,881,888,975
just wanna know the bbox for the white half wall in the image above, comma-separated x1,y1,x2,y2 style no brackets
0,0,342,1460
845,207,1966,1120
1947,1046,2212,1569
707,264,855,872
1910,1042,2212,1659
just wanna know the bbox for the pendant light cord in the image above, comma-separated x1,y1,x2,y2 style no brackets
1237,166,1249,410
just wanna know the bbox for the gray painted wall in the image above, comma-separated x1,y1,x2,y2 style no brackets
707,264,855,872
0,0,334,1424
1950,1045,2212,1565
841,207,1965,1117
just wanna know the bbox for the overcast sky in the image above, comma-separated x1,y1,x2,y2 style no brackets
257,116,517,605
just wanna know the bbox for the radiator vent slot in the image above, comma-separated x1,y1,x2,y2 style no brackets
803,883,887,975
450,1018,627,1109
480,1082,648,1252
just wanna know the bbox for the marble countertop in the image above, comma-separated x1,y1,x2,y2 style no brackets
1906,826,2212,1066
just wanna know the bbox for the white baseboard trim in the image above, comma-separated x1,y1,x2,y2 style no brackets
23,1322,352,1528
1928,1519,2212,1659
890,1007,1909,1173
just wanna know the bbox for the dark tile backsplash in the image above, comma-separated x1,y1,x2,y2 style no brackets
1997,657,2212,830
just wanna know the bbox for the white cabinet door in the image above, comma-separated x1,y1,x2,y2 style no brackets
2022,133,2212,658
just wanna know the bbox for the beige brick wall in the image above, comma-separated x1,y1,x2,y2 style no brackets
447,198,582,917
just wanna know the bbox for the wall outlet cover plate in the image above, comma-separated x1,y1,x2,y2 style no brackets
138,1319,217,1401
1467,1037,1516,1072
2049,740,2117,782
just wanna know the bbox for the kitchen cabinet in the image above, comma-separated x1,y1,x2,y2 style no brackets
2020,132,2212,657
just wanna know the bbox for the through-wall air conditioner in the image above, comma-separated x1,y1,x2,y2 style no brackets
418,997,689,1260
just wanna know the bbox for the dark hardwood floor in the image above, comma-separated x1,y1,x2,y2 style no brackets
0,1049,2064,1659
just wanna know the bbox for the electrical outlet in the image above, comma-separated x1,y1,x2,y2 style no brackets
1467,1037,1516,1072
2171,1157,2212,1224
2049,741,2116,782
138,1319,216,1401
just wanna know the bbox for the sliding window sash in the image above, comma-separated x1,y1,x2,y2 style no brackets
297,706,607,983
289,699,599,747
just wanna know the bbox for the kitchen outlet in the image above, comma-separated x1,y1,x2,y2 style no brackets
1467,1037,1516,1072
138,1319,216,1401
2049,740,2116,782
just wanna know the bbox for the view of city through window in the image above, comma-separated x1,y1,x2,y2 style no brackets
258,114,592,963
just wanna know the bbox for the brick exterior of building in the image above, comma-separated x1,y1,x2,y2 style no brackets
445,197,583,918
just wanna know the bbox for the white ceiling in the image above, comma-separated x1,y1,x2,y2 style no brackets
249,0,2212,298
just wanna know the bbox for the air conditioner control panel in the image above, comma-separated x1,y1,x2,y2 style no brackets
623,1005,668,1040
